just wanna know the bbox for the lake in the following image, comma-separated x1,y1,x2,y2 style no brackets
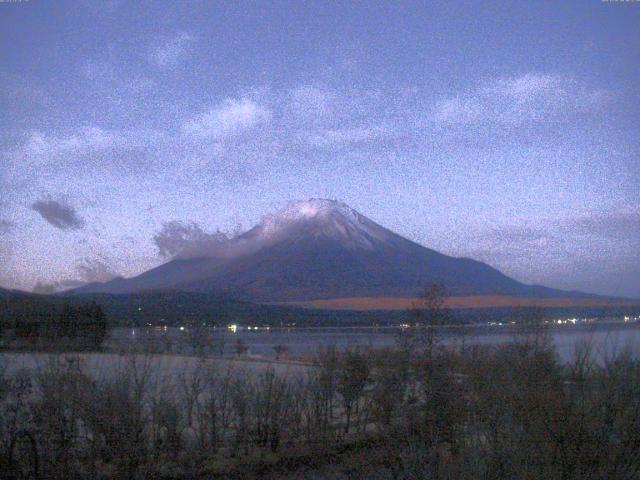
107,317,640,364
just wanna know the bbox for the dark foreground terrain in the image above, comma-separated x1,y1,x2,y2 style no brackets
2,328,640,479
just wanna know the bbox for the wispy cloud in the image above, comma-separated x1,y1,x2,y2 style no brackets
432,73,610,126
305,125,390,149
567,207,640,238
482,207,640,252
182,98,271,140
462,207,640,291
287,85,337,120
75,258,119,283
283,85,398,149
5,126,163,172
16,127,122,158
31,200,84,230
484,73,563,103
32,258,119,293
149,32,195,68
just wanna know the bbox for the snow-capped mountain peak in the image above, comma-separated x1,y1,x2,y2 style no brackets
254,199,394,249
265,198,358,222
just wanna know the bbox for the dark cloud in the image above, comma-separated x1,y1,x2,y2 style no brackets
467,207,640,298
568,208,640,239
486,208,640,248
487,225,551,246
31,200,84,230
154,221,228,258
0,219,14,234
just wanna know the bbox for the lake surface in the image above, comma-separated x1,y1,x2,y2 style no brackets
108,318,640,363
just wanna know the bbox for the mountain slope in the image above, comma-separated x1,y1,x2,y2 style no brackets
72,199,596,302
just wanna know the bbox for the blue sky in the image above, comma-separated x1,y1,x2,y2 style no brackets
1,0,639,297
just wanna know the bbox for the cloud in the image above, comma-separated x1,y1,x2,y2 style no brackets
149,32,194,68
432,73,610,126
567,207,640,239
287,85,336,120
487,225,554,248
432,96,483,125
31,258,120,293
5,126,163,179
463,207,640,293
483,207,640,253
0,219,13,234
305,125,390,149
31,200,85,230
484,73,563,103
153,220,271,260
154,221,229,258
76,258,119,283
182,98,271,140
17,126,123,159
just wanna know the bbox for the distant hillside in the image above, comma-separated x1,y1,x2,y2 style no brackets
68,290,315,326
0,288,61,327
1,288,381,328
2,287,636,329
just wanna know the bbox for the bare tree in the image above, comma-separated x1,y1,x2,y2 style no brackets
187,325,209,356
410,282,451,359
369,350,407,428
337,348,370,434
234,338,249,357
273,344,289,360
212,334,226,357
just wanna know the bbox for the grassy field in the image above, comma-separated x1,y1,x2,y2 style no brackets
280,295,640,310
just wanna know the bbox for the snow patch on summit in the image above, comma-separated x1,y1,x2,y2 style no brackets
261,199,356,226
255,199,395,250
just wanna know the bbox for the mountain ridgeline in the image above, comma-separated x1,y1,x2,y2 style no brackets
72,199,593,302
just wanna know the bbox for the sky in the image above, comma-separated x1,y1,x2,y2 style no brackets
0,0,639,298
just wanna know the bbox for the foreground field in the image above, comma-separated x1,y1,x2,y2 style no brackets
3,331,640,479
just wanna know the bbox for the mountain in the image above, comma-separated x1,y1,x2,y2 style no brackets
72,199,598,304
